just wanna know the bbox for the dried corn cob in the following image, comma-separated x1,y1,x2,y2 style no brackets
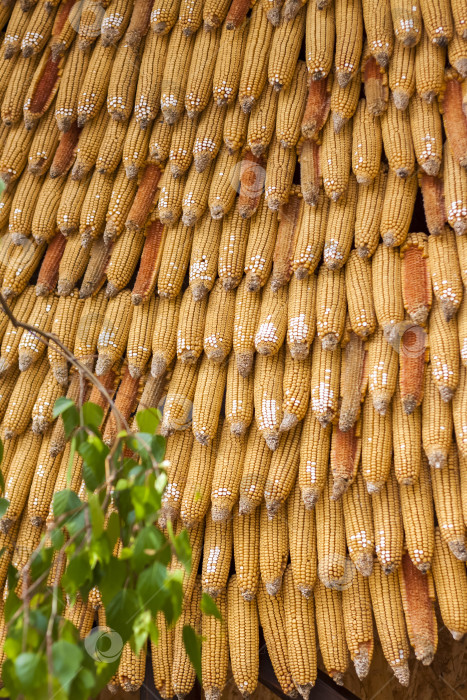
239,420,273,514
372,243,404,342
331,73,360,133
150,0,180,34
95,116,126,174
299,139,321,207
321,117,352,202
118,644,146,694
188,215,220,300
351,99,382,185
203,0,230,29
151,294,180,377
431,442,466,560
232,278,261,376
126,295,156,378
269,8,306,91
287,479,317,597
314,582,348,686
96,289,133,375
380,170,417,247
310,337,341,426
18,293,58,371
380,99,414,178
2,238,45,299
28,102,60,175
255,283,287,356
125,162,161,232
182,159,215,226
283,565,317,696
46,289,83,383
254,345,284,450
409,94,443,176
315,471,348,587
35,232,67,294
324,175,357,269
160,428,194,525
442,74,467,169
168,111,197,177
223,100,249,154
363,0,394,67
420,0,453,45
372,469,403,572
430,296,459,401
335,0,363,86
192,355,228,444
193,100,226,172
79,170,114,245
131,219,165,304
72,290,107,370
57,231,90,295
298,402,330,508
415,31,445,103
104,163,138,242
0,185,16,230
345,251,377,338
2,2,30,59
0,121,35,184
0,366,20,426
101,0,132,47
122,115,151,178
390,0,422,46
203,278,236,362
161,358,198,435
2,53,41,124
400,232,431,325
209,145,240,219
72,108,109,180
237,151,266,220
79,236,110,298
0,285,37,374
244,196,278,290
157,167,185,226
179,0,203,35
201,513,232,597
238,2,273,112
342,571,373,679
432,526,467,640
9,170,45,244
330,419,361,499
399,454,434,570
31,369,64,434
2,362,47,441
160,24,194,124
211,418,246,518
342,469,374,575
172,578,202,697
259,501,288,594
362,53,389,116
388,42,415,110
423,365,453,468
247,85,278,157
22,2,58,57
448,31,467,79
232,508,260,601
292,190,329,276
50,121,81,179
444,137,467,236
428,228,463,321
180,424,221,526
225,352,254,436
264,140,296,211
218,206,249,290
305,0,334,81
392,380,422,482
58,172,93,237
77,43,116,127
339,331,367,432
202,588,228,700
102,367,140,446
227,574,259,694
264,422,301,516
286,275,315,360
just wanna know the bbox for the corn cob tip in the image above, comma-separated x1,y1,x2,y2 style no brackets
18,354,32,371
338,411,357,434
53,365,69,386
265,577,282,596
106,681,118,695
241,590,256,603
105,282,119,299
194,430,211,446
336,71,352,89
293,267,309,281
280,413,298,432
392,91,410,111
49,438,63,459
297,584,313,599
382,232,396,247
448,541,467,562
0,358,10,375
331,476,349,501
77,114,88,129
265,499,281,520
210,504,230,522
57,280,74,296
264,432,279,451
301,487,319,510
402,395,418,415
392,663,410,687
353,646,371,680
128,364,142,380
28,163,44,177
131,292,143,306
1,173,12,186
160,419,174,438
182,211,197,227
0,517,13,533
236,351,254,377
332,113,346,134
230,421,248,437
194,153,212,173
427,449,447,470
450,630,465,641
365,480,383,494
32,416,48,435
355,552,373,578
266,8,281,26
162,107,179,126
240,96,254,114
238,494,254,515
440,299,458,322
439,386,454,402
204,688,222,700
210,204,227,220
151,352,168,378
95,355,112,376
330,672,344,686
70,162,88,181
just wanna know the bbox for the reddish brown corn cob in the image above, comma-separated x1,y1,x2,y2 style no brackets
362,53,389,117
239,421,273,514
125,0,152,48
399,454,434,571
323,175,357,270
180,425,221,527
102,367,140,446
159,428,194,525
18,293,58,371
125,163,161,233
401,232,431,325
283,565,317,696
201,512,232,597
254,345,285,450
342,571,373,680
225,352,254,436
36,232,67,295
227,575,259,695
238,2,273,113
398,321,427,414
28,102,60,175
267,7,306,93
225,0,252,28
372,469,403,572
232,278,261,376
432,527,467,640
211,417,246,519
264,423,301,517
131,219,165,305
287,478,317,598
330,420,361,500
189,213,221,299
237,151,266,220
299,139,321,207
23,49,63,131
259,501,289,595
192,356,228,445
420,172,446,236
314,581,349,686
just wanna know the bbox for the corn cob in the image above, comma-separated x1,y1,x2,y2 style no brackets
184,29,219,118
172,578,202,697
151,294,181,378
298,401,330,507
21,2,58,56
149,117,172,165
2,2,30,59
362,53,389,117
287,478,317,598
72,108,109,180
77,42,116,127
36,232,67,295
232,508,260,603
432,526,467,640
431,442,466,560
244,196,279,290
0,365,19,433
399,554,437,665
409,94,443,176
305,0,334,81
388,41,415,110
201,512,232,597
448,31,467,79
57,231,90,296
238,151,266,220
321,117,352,202
180,424,221,527
259,501,288,594
286,275,315,360
1,428,43,530
268,6,305,92
0,185,16,230
202,278,235,362
118,643,146,694
160,24,194,125
330,416,361,499
264,423,301,516
390,0,422,46
335,0,363,86
48,372,89,457
311,336,341,426
460,293,467,367
341,469,374,575
428,228,463,322
0,121,35,184
238,2,273,113
299,139,321,207
392,378,422,481
202,588,228,700
211,417,246,518
169,111,197,177
0,520,20,591
254,346,284,450
63,594,94,639
339,330,367,432
232,281,261,377
342,571,373,679
101,0,133,47
32,176,64,245
72,290,107,370
18,293,58,371
161,359,199,435
126,295,156,378
444,137,467,236
415,30,445,103
23,49,63,131
264,141,296,212
281,341,311,427
451,0,467,38
269,194,301,292
255,283,287,356
122,115,151,179
400,232,431,326
203,0,230,29
227,574,259,694
46,289,83,383
352,99,382,185
79,236,110,298
239,420,274,514
182,159,215,226
192,356,228,445
96,288,133,375
363,0,394,67
150,0,180,34
380,170,418,247
223,100,249,154
217,206,249,291
345,251,377,339
208,145,240,220
372,243,404,342
125,163,161,232
292,190,329,276
314,582,349,686
442,74,467,169
419,0,453,46
247,85,278,157
399,454,434,570
315,471,349,587
372,468,403,572
380,99,414,178
8,170,44,245
430,296,459,401
125,0,153,48
94,115,126,174
31,369,64,434
399,318,428,414
57,172,92,236
157,167,185,226
78,170,113,245
4,349,46,436
104,163,139,242
422,366,453,471
50,122,80,180
225,0,252,28
2,238,45,299
179,0,203,35
369,561,410,685
131,219,165,305
225,352,254,436
102,367,140,446
324,175,357,270
159,428,194,525
193,101,226,172
28,102,60,175
330,73,360,133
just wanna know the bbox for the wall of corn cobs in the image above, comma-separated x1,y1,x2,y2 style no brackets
0,0,466,696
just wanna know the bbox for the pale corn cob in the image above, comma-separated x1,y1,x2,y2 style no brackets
181,159,215,226
423,365,453,468
2,429,43,529
104,163,139,241
442,74,467,169
122,115,151,178
225,352,254,436
415,31,445,103
77,43,116,127
292,191,329,277
262,0,283,25
399,553,437,665
283,566,317,696
428,228,463,321
315,471,348,588
342,571,373,679
149,114,172,164
399,454,434,570
218,206,250,290
203,0,230,30
203,278,236,363
208,145,240,219
2,238,46,299
169,111,198,177
118,643,146,693
157,167,186,226
400,232,431,324
202,589,228,700
232,278,261,376
431,442,466,560
193,101,226,172
224,100,249,153
286,275,315,360
54,42,90,132
339,330,367,432
362,0,394,67
341,469,374,575
180,425,221,527
331,74,360,133
430,296,459,401
72,108,109,180
192,355,227,445
388,42,415,110
101,0,133,47
444,137,467,235
0,121,35,184
1,286,43,372
238,2,273,112
432,526,467,640
57,231,90,296
448,32,467,79
335,0,363,86
227,575,259,694
244,196,279,290
268,7,305,92
372,469,403,572
31,369,64,434
18,294,58,371
369,561,410,685
254,346,284,450
299,139,321,206
380,170,418,247
151,294,181,378
57,173,91,237
47,290,83,384
380,99,414,178
390,0,422,46
211,419,246,519
179,0,203,35
255,283,287,356
96,289,133,375
172,578,202,697
287,479,317,597
264,140,296,211
1,55,40,126
9,171,45,244
185,26,220,118
298,403,331,508
310,337,341,426
28,102,60,175
314,582,349,686
420,0,453,45
212,22,248,106
161,359,199,435
80,236,110,298
409,94,443,176
362,52,389,117
264,422,301,516
125,162,161,231
324,175,357,270
177,288,207,364
372,243,404,342
159,428,194,525
2,2,30,59
79,170,114,245
35,233,67,295
95,115,127,174
237,150,266,220
321,118,352,202
247,84,278,157
201,513,232,597
305,0,334,81
259,501,288,594
232,508,260,601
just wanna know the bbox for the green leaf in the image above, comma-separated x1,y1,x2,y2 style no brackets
201,593,221,620
0,497,8,519
87,493,104,537
136,562,168,616
135,408,160,434
98,557,127,608
53,398,79,438
14,652,47,691
52,641,83,690
106,589,140,642
53,489,81,520
182,625,202,683
81,401,104,430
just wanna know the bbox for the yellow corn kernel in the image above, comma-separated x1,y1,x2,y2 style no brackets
268,7,305,92
305,0,335,81
400,455,434,571
77,42,116,127
180,424,221,527
380,170,418,247
283,565,317,694
292,191,329,277
324,174,357,269
432,526,467,640
321,117,352,202
211,418,246,519
372,468,404,573
218,206,249,290
335,0,364,86
185,26,220,118
227,574,259,694
244,196,279,291
189,213,222,299
238,2,273,112
409,93,443,176
314,581,349,686
232,278,261,376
